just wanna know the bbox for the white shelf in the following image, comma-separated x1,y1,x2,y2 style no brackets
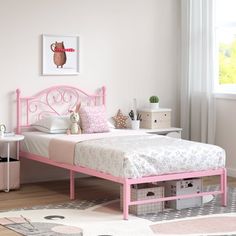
140,127,182,133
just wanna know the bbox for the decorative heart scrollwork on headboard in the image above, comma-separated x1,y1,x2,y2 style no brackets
16,85,106,132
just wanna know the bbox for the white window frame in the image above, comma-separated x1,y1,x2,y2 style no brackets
213,0,236,97
214,25,236,96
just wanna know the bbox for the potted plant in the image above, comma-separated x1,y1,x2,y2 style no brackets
149,95,159,109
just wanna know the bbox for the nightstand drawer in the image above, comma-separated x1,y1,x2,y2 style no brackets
140,120,171,129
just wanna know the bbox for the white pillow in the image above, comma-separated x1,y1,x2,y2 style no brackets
31,116,70,134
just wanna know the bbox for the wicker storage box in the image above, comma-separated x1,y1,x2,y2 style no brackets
120,184,164,215
139,108,171,129
0,158,20,191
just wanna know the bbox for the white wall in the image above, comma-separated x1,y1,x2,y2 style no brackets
0,0,180,183
215,98,236,177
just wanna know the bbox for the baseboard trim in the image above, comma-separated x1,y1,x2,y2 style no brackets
21,173,88,184
227,167,236,177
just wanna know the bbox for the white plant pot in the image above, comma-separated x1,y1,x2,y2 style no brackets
150,103,159,109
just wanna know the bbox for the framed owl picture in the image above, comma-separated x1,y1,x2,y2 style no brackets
42,34,79,75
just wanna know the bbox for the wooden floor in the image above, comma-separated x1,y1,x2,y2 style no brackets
0,176,235,235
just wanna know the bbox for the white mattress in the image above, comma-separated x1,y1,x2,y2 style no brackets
21,131,226,178
21,129,148,158
21,131,56,158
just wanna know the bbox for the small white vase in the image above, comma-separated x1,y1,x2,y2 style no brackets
150,103,159,109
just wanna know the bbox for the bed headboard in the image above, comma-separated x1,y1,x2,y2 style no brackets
16,85,106,134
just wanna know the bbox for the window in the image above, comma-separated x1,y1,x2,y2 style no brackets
215,0,236,94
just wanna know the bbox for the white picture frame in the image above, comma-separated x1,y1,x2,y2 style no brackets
42,34,79,75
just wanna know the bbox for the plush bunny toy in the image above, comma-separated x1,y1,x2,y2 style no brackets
68,102,81,134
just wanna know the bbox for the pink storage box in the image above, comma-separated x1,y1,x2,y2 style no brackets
0,158,20,190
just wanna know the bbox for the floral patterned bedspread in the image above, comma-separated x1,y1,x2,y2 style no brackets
74,135,225,178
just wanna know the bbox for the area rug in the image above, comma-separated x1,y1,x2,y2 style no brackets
0,186,236,236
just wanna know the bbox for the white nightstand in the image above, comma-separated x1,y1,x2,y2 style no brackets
141,127,182,138
0,135,24,192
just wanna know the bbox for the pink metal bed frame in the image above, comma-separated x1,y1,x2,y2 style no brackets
16,85,227,220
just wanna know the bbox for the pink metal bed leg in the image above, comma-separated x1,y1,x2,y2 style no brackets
221,168,227,206
123,181,131,220
70,170,75,200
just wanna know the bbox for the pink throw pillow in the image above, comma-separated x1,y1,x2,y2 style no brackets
79,105,109,133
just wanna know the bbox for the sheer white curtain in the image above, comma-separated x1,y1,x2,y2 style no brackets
181,0,216,143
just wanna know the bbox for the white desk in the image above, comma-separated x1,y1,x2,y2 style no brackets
141,127,182,138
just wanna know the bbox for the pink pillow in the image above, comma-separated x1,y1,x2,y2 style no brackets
79,105,109,133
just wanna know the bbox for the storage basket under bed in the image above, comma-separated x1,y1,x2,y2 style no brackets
0,157,20,191
120,183,164,215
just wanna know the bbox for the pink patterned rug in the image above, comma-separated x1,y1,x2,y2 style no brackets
0,200,236,236
151,216,236,235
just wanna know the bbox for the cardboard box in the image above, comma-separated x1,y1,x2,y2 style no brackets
0,157,20,191
120,183,164,215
